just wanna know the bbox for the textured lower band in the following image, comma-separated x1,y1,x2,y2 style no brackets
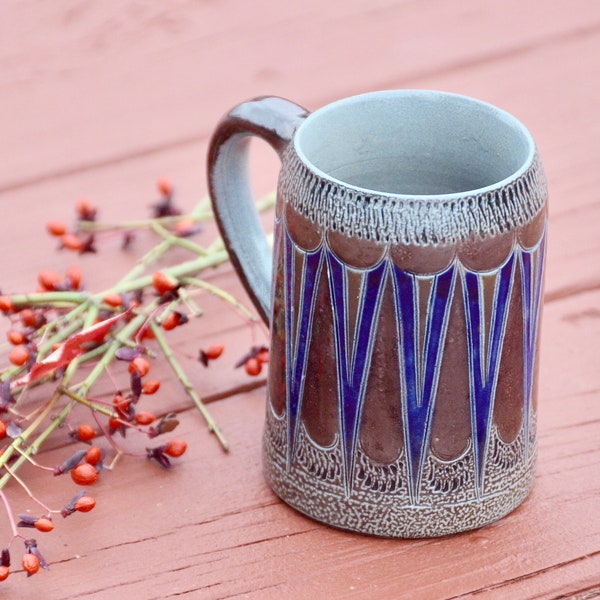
263,404,537,538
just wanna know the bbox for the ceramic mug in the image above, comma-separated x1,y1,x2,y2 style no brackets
208,90,547,537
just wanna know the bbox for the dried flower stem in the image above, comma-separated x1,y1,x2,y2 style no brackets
117,250,231,295
3,464,54,515
0,393,71,489
181,276,260,326
11,446,54,472
0,490,18,538
150,221,209,256
59,387,117,418
77,202,215,234
0,187,273,579
78,213,211,233
75,314,145,398
149,321,229,451
115,238,173,287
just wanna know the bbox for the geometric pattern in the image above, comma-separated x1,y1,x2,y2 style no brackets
278,223,547,504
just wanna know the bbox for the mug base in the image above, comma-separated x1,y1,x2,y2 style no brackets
262,416,536,538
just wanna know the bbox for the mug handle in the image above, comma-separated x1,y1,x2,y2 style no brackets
207,97,308,325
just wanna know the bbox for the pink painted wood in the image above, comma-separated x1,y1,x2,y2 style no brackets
0,1,598,597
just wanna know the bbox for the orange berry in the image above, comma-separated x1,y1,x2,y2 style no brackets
174,217,196,236
65,265,83,290
60,233,85,251
75,198,97,220
141,379,160,395
165,439,187,458
34,517,54,533
19,308,37,328
85,446,102,466
256,348,270,364
152,271,177,296
157,177,172,196
22,553,40,576
0,296,14,313
38,269,62,291
46,220,68,237
135,411,156,426
129,356,150,377
244,357,262,377
108,416,122,431
77,423,95,442
113,394,128,409
161,312,180,331
0,565,9,581
0,421,6,440
9,345,30,366
204,344,225,360
74,496,96,513
70,462,99,486
112,397,131,422
138,326,155,341
7,330,26,345
103,292,123,307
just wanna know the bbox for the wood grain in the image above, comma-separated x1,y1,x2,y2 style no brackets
0,0,598,597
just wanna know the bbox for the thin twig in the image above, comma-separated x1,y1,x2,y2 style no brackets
3,464,54,515
149,321,229,452
0,489,18,538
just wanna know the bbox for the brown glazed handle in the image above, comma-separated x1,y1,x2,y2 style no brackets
207,97,308,324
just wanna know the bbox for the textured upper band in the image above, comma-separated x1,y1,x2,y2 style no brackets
279,144,547,246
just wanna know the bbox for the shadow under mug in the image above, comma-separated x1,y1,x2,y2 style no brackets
208,90,547,537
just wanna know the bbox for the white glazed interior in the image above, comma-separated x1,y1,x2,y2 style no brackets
294,90,535,197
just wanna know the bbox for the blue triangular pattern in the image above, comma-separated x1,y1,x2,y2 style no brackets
462,254,516,491
392,265,456,500
284,230,324,467
326,251,388,494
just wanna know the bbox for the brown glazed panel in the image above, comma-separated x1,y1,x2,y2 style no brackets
359,275,405,463
494,262,525,442
429,274,472,461
299,260,340,447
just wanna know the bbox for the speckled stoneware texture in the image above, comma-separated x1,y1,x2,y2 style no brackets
209,91,548,538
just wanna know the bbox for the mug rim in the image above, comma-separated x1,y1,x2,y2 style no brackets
292,89,537,201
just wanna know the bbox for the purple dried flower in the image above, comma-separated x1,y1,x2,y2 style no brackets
0,380,15,410
198,349,209,367
234,345,269,368
130,369,142,401
79,234,97,254
17,514,38,528
54,449,87,476
6,421,23,439
146,446,172,469
61,491,87,518
24,539,48,570
121,230,136,251
151,196,181,219
148,413,179,438
115,346,144,362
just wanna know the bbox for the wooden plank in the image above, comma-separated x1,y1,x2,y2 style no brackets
540,289,600,401
2,29,598,304
1,0,597,189
7,287,600,598
0,0,598,596
6,386,598,599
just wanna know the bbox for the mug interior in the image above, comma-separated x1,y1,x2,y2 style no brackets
294,91,535,197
